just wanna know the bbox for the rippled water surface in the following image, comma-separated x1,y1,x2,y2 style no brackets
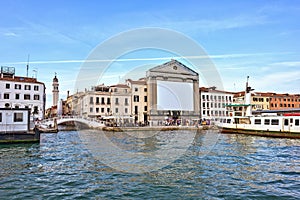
0,130,299,199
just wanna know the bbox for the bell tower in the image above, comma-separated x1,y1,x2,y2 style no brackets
52,72,59,106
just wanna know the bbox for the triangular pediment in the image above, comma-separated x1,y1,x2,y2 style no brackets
148,59,198,76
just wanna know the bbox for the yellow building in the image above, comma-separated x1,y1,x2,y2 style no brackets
126,78,148,125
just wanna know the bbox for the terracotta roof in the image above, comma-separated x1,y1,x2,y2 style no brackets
199,87,234,94
0,75,45,85
110,84,130,88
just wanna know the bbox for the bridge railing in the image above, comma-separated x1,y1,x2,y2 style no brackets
41,116,105,126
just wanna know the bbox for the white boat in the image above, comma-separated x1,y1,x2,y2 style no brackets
216,77,300,138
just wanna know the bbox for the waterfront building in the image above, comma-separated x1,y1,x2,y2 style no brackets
109,84,132,124
126,78,148,124
70,84,132,124
62,91,72,116
251,92,271,110
230,91,300,116
146,60,200,126
269,93,300,110
234,91,272,111
199,87,233,120
0,66,46,120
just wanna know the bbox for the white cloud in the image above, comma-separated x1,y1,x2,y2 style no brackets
252,71,300,92
270,61,300,67
3,32,18,37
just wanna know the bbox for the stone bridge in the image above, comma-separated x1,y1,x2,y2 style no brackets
41,116,105,128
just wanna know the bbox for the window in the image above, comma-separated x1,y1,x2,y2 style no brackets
15,94,20,100
144,96,147,102
254,119,261,124
144,88,147,92
107,98,111,104
135,88,138,92
33,106,38,114
6,83,10,89
226,119,231,123
264,119,270,125
25,85,31,90
144,106,147,111
96,97,100,104
284,119,289,126
107,108,110,113
34,85,39,91
125,108,128,113
90,107,93,112
295,119,299,126
24,94,30,100
125,98,128,105
203,102,205,108
115,98,119,105
34,95,40,100
101,108,104,113
14,113,23,122
15,84,21,89
90,97,93,104
134,95,139,102
115,108,119,113
101,97,105,104
0,113,2,122
271,119,279,125
134,106,138,114
4,93,10,99
96,108,99,113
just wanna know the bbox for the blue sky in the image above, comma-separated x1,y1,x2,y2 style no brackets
1,0,300,108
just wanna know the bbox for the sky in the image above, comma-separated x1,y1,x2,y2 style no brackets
0,0,300,108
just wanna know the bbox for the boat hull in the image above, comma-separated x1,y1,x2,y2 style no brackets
219,127,300,139
0,132,40,144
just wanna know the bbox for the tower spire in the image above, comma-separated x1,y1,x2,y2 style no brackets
52,73,59,107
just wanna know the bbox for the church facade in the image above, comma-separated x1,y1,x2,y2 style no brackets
146,59,200,126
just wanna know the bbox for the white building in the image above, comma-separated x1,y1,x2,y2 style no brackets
199,87,233,120
0,66,46,120
71,84,132,125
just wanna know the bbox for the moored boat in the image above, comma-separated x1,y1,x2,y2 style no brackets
216,77,300,138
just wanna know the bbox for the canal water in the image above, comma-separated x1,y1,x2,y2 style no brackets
0,130,299,199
